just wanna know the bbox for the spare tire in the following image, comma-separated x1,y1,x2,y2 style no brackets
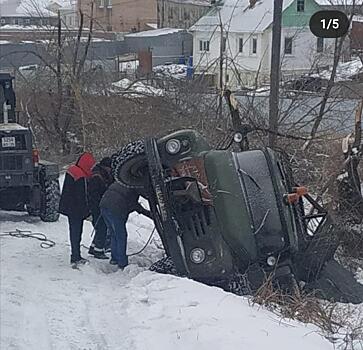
40,178,60,222
112,140,148,189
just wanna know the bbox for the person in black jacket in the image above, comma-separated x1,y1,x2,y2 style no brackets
59,152,96,265
100,182,151,269
87,157,113,259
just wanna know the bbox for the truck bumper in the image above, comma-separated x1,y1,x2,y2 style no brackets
0,172,34,187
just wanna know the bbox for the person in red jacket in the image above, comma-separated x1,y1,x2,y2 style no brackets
59,152,96,266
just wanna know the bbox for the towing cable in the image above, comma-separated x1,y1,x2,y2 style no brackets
0,226,157,256
0,229,56,248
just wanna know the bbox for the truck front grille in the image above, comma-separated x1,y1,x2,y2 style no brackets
0,155,23,171
184,206,212,239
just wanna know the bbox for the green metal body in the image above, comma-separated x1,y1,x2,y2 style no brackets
155,130,299,281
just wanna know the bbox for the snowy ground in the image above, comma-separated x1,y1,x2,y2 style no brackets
0,207,340,350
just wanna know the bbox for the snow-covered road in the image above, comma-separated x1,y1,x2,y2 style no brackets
0,210,336,350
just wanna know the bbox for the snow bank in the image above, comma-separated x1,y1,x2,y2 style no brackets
125,28,183,38
153,64,187,79
0,24,56,30
0,207,337,350
312,59,363,82
111,78,164,97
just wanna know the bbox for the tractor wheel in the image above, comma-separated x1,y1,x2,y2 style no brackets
40,178,60,222
112,140,148,189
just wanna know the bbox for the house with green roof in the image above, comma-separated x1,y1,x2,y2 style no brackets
190,0,335,88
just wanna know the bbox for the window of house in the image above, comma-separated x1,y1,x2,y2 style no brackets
184,8,189,20
99,0,104,8
107,0,112,8
199,40,210,52
251,38,257,54
25,18,30,24
238,38,244,53
317,37,324,53
284,37,293,54
222,37,227,52
297,0,305,12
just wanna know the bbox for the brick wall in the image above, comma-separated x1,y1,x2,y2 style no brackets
78,0,157,33
157,0,210,29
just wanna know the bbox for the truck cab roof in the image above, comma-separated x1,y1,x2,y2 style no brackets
0,123,28,132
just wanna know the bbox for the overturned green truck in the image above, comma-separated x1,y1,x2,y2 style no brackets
112,129,363,303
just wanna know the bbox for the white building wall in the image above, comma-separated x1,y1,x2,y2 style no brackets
193,26,334,88
193,31,220,72
60,7,77,28
230,32,266,71
279,27,334,74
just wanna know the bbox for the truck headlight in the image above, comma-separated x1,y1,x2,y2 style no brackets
234,132,243,143
166,139,181,155
267,256,277,266
190,248,206,264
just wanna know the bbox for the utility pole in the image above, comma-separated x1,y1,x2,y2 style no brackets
57,10,62,93
268,0,283,148
218,8,223,119
161,0,165,28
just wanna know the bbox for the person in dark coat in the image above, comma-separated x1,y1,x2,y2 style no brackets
100,182,151,269
59,152,96,265
87,157,114,259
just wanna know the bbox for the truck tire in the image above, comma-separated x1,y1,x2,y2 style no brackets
112,140,147,189
40,178,60,222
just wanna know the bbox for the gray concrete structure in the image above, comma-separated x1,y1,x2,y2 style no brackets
0,28,191,72
0,40,127,70
124,28,193,66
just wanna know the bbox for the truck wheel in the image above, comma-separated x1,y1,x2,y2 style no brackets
40,178,60,222
112,140,148,189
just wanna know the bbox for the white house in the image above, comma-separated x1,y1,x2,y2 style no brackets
50,0,78,28
0,0,77,28
190,0,335,88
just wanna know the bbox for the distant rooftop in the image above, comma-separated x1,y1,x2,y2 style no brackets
315,0,363,5
167,0,211,6
190,0,295,33
0,0,75,17
125,28,184,38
